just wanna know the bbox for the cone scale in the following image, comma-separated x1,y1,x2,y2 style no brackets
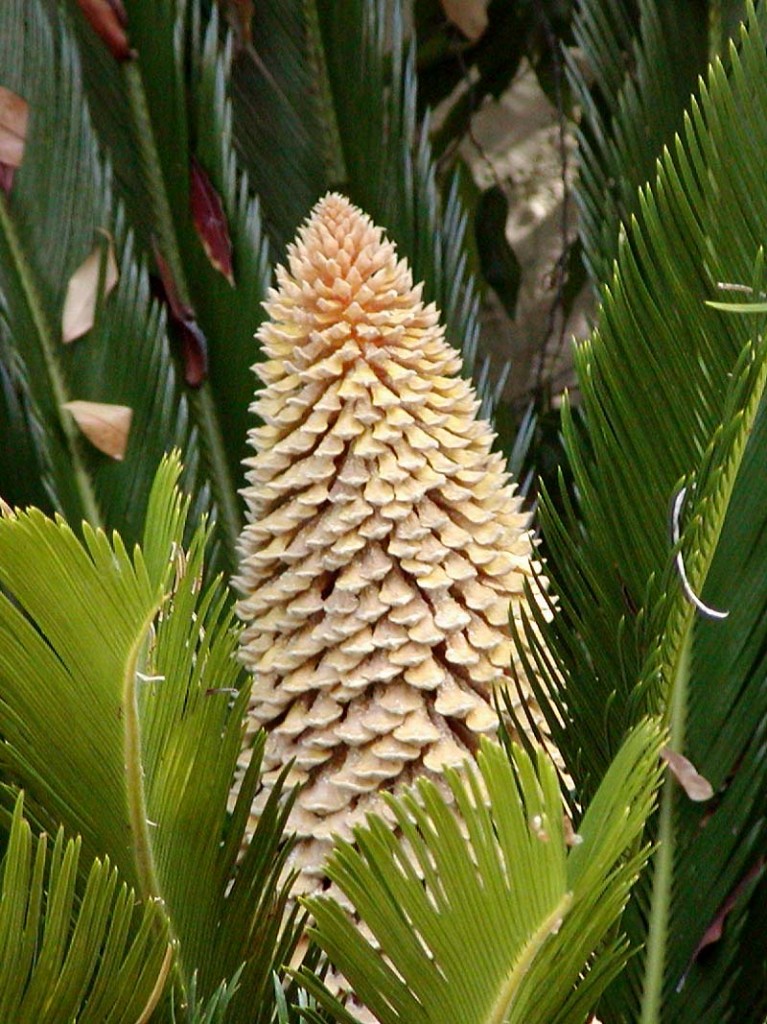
236,194,543,891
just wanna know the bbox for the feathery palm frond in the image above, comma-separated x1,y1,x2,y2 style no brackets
230,0,490,410
227,0,332,258
516,5,767,1020
64,0,273,567
300,720,664,1024
0,308,52,512
0,0,213,555
0,792,172,1023
0,454,301,1017
570,0,711,284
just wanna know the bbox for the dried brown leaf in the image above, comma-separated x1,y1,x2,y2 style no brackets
0,87,28,169
62,234,119,343
77,0,134,61
0,165,15,196
697,859,765,954
63,400,132,460
563,814,583,847
440,0,489,41
678,858,765,990
218,0,254,46
152,240,208,386
174,318,209,388
0,87,28,194
151,240,185,321
190,156,235,286
661,746,714,802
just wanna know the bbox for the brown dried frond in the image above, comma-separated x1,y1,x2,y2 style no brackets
235,192,547,893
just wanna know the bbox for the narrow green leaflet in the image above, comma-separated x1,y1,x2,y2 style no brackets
228,0,332,256
174,968,244,1024
0,792,172,1023
0,0,211,553
301,721,663,1024
187,10,273,499
0,309,52,512
0,454,302,1017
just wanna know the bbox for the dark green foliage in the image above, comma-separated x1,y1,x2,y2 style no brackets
67,0,273,564
228,2,331,256
518,5,767,1020
571,0,711,284
1,0,226,561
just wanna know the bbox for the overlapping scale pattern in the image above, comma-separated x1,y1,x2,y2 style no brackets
235,193,545,891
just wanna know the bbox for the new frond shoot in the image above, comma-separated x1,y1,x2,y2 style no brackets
301,720,664,1024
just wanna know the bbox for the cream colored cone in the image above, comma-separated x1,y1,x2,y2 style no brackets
235,192,548,894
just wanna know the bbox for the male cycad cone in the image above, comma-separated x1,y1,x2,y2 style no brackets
235,193,545,892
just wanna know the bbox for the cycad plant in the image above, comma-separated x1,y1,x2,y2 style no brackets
3,0,767,1022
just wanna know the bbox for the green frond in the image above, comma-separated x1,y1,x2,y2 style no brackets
570,0,711,284
175,968,244,1024
0,454,302,1016
0,493,166,880
644,324,767,1017
228,0,332,256
0,310,53,512
142,458,307,1018
301,721,663,1024
65,0,275,568
0,792,171,1023
531,9,767,780
521,5,767,1019
0,0,212,553
187,9,274,494
229,0,488,407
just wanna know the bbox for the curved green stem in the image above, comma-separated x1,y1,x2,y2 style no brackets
123,622,162,902
0,192,102,529
640,631,691,1024
124,617,189,1009
488,892,574,1024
